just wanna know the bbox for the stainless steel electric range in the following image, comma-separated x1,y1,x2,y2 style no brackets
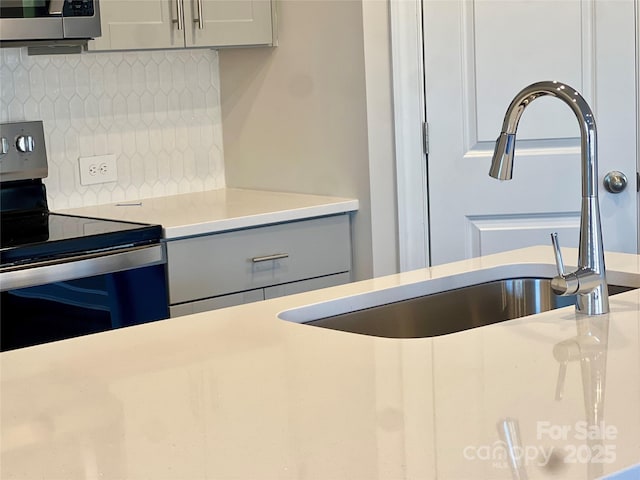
0,121,169,351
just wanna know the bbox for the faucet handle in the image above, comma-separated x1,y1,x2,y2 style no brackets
550,232,566,276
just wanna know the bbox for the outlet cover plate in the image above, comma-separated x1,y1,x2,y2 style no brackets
79,154,118,186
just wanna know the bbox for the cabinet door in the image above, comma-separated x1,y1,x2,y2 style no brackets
184,0,272,47
89,0,184,51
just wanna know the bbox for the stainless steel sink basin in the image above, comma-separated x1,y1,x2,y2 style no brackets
298,278,634,338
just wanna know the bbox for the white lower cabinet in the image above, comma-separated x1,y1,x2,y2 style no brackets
167,215,352,317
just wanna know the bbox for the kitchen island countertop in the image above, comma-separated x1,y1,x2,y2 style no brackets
1,247,639,479
58,188,359,239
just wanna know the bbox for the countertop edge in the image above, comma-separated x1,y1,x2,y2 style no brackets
162,199,359,239
57,189,360,239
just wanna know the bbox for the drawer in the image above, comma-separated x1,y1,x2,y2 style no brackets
169,289,265,318
167,215,351,304
264,272,351,300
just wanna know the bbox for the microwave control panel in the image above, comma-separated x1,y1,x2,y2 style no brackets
63,0,95,17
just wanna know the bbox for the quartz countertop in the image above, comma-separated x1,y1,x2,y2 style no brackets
59,188,359,239
1,247,639,479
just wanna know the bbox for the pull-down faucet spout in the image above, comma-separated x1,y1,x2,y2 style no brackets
489,81,609,315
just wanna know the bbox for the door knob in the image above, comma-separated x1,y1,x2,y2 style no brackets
603,170,628,193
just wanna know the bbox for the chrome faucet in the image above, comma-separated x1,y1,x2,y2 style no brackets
489,81,609,315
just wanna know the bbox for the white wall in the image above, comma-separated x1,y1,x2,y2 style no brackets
0,48,225,210
219,0,398,280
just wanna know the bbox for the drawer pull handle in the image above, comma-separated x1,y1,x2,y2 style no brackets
252,253,289,263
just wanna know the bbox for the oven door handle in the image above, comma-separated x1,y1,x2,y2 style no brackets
0,245,166,292
49,0,65,15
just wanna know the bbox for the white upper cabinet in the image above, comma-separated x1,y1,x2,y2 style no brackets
89,0,273,51
184,0,272,47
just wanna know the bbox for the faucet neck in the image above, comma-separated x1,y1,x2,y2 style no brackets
499,81,599,199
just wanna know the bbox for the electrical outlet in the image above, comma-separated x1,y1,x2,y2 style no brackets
79,154,118,186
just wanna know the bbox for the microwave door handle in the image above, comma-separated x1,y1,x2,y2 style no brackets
49,0,65,15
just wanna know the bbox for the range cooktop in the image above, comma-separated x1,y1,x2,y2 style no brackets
1,212,163,268
0,121,163,269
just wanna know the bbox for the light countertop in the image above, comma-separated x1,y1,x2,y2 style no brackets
58,188,359,239
1,247,640,479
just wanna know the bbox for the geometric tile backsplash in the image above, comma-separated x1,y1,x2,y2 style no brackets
0,48,225,210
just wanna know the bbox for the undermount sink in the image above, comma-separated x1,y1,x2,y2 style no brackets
279,272,638,339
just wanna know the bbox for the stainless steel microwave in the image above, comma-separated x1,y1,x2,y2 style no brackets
0,0,101,45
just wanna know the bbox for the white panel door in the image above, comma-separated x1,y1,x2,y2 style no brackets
424,0,637,265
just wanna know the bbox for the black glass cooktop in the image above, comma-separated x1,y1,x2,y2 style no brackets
0,213,163,268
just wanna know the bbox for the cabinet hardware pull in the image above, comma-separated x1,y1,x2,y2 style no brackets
251,253,289,263
194,0,205,29
173,0,184,30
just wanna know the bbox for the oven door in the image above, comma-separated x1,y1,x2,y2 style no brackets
0,245,169,351
0,0,100,41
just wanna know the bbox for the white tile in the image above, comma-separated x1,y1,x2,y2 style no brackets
64,129,79,155
148,128,163,154
117,156,132,187
69,95,85,122
89,63,104,97
139,183,153,198
53,98,71,128
130,153,145,188
0,67,15,102
59,63,76,100
162,127,176,152
28,65,45,101
121,128,136,154
23,99,39,121
7,97,23,120
172,60,186,91
84,96,100,131
144,155,158,181
74,66,91,99
153,92,168,124
64,54,80,69
97,188,112,205
144,61,159,91
93,131,108,154
12,66,30,104
182,148,196,180
169,152,185,179
141,103,155,127
197,57,212,88
106,131,122,155
156,151,171,181
112,93,128,118
135,129,150,155
103,61,119,98
38,98,55,122
158,60,173,95
0,49,224,210
1,48,22,71
126,93,141,125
